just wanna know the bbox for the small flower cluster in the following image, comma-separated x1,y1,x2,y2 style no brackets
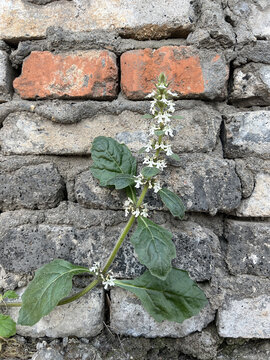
134,173,162,193
89,262,116,290
123,198,148,218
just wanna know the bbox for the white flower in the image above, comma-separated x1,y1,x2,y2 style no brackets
89,262,100,275
145,90,156,98
153,180,162,193
123,197,134,217
167,90,178,97
134,174,144,188
132,208,141,217
164,126,174,137
150,99,157,114
149,125,160,136
157,83,167,89
168,102,175,113
145,141,153,152
154,142,167,151
164,144,173,156
143,156,156,168
162,112,172,124
102,275,116,290
140,205,149,218
156,160,167,170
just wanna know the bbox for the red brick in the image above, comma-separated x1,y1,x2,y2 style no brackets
121,46,228,100
13,51,118,100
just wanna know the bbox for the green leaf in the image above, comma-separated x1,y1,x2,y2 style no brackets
169,153,181,161
158,188,185,219
0,314,16,338
90,136,137,186
130,217,176,280
143,114,153,119
18,259,90,326
139,147,146,154
115,268,208,323
106,174,135,190
171,115,183,120
3,290,18,300
141,167,160,179
154,130,165,136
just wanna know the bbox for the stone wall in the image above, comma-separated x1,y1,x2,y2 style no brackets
0,1,269,359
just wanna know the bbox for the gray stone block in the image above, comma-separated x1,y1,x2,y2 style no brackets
237,173,270,217
0,50,13,102
0,203,221,289
167,154,241,215
0,163,65,210
0,107,221,155
8,287,104,338
231,63,270,106
110,287,215,338
0,0,196,41
217,295,270,338
224,111,270,159
225,220,270,277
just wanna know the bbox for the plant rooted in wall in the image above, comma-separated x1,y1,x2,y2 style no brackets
0,74,207,337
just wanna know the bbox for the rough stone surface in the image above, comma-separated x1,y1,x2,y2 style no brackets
121,46,228,100
0,107,222,155
176,325,223,360
8,287,104,338
217,295,270,338
224,111,270,159
0,50,13,102
0,0,196,41
225,220,270,277
110,287,215,338
217,340,270,360
226,0,270,43
230,63,270,106
167,154,241,215
187,0,235,48
237,173,270,217
0,163,65,210
235,40,270,66
13,50,118,100
0,203,221,288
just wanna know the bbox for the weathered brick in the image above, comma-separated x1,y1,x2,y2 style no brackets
121,46,228,100
13,51,118,100
0,0,195,42
0,50,13,102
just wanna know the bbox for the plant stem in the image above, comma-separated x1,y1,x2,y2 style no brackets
1,185,150,309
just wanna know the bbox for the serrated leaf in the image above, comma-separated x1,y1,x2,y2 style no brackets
115,268,207,323
18,259,90,326
130,217,176,280
0,314,16,338
169,153,181,161
143,114,153,119
106,174,135,190
90,136,137,186
158,188,185,219
154,130,165,136
3,290,18,300
141,167,160,179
